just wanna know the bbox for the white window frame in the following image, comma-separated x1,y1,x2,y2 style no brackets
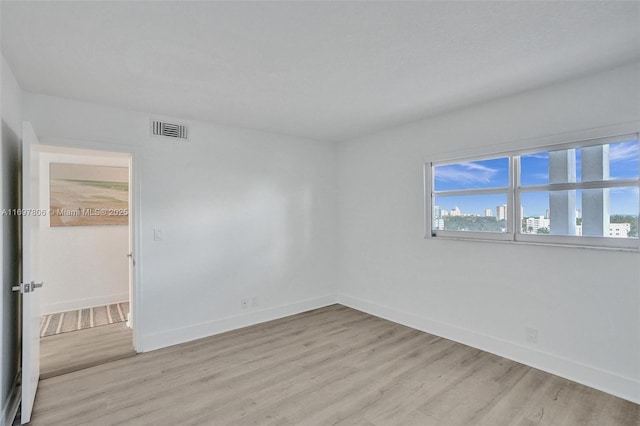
426,153,514,242
425,132,640,250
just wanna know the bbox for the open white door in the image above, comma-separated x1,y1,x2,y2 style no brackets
15,122,43,423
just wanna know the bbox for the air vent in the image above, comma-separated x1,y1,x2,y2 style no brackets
151,120,188,140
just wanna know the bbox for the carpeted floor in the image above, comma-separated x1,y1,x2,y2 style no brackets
40,302,129,337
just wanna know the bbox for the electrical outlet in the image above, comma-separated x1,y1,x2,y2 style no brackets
251,296,259,308
153,228,162,241
526,327,538,344
241,298,249,309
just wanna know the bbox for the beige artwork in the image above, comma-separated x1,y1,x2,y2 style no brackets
49,163,129,227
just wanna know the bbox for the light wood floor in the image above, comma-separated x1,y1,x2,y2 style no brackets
30,305,639,425
40,322,135,380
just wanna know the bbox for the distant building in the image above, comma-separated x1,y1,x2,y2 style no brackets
525,216,550,233
496,205,507,221
433,205,442,219
433,206,445,230
609,223,631,238
484,208,493,217
451,206,461,216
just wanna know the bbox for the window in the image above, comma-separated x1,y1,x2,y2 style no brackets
427,133,640,249
431,157,513,240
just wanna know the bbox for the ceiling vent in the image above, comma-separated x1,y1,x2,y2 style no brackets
151,120,188,140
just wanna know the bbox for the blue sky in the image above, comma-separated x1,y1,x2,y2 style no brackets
434,140,639,217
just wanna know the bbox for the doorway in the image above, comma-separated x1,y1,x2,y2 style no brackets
35,145,136,378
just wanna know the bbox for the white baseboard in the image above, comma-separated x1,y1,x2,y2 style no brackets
141,294,338,353
40,293,129,315
337,293,640,405
1,373,20,426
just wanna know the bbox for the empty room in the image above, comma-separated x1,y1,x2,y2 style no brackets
1,1,639,425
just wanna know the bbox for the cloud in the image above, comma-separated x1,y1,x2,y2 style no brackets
609,141,639,162
435,162,499,184
523,153,548,160
609,186,639,195
532,172,548,180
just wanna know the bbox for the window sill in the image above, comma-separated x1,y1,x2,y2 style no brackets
425,233,640,252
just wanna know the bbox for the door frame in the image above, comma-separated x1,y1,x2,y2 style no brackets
35,137,142,351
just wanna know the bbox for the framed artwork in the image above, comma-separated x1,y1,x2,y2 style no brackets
49,163,129,227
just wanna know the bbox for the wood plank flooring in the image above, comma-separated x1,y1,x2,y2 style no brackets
40,322,135,380
30,305,639,425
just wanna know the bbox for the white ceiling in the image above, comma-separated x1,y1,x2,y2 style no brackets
2,1,639,142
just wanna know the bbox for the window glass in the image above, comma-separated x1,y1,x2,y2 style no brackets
519,192,550,234
604,187,638,238
586,140,639,181
434,157,509,191
520,152,549,186
433,194,508,233
519,189,638,238
520,191,577,236
520,139,639,186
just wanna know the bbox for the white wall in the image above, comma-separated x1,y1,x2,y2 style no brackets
337,62,640,403
0,54,22,426
37,149,130,315
23,93,339,351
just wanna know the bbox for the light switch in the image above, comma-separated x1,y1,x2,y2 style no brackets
153,228,162,241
